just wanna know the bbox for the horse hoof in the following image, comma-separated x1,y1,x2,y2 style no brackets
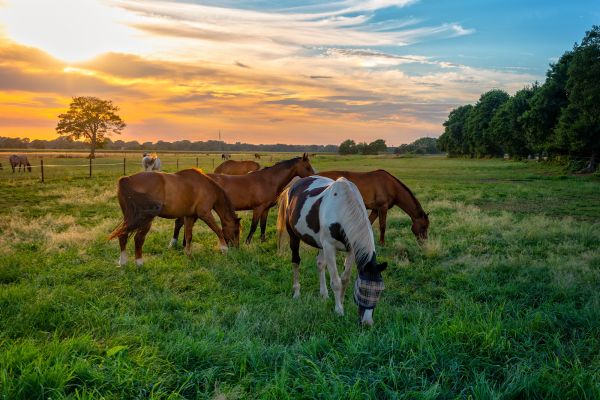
320,292,329,299
168,238,177,248
135,259,143,267
335,307,344,316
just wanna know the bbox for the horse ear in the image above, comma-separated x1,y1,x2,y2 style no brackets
377,262,388,273
302,153,308,160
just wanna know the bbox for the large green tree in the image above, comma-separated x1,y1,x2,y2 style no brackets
465,90,510,157
556,25,600,171
56,96,126,158
489,85,538,159
438,104,473,156
521,52,573,159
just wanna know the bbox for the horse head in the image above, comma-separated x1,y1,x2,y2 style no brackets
223,216,242,248
355,259,387,326
294,153,315,178
411,211,429,242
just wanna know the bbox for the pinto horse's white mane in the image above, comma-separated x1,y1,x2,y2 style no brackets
326,178,375,265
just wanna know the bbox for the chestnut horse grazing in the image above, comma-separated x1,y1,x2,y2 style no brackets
9,155,31,173
318,170,429,244
277,176,388,325
172,154,315,245
214,160,260,175
109,169,241,266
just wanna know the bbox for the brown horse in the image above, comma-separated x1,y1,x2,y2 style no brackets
214,160,260,175
318,170,429,244
172,154,315,245
109,169,241,266
9,154,31,173
254,153,261,160
221,153,231,160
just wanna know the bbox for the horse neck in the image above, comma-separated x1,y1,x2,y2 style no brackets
392,179,425,221
269,161,301,193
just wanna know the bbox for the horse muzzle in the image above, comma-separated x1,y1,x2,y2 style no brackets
353,275,384,326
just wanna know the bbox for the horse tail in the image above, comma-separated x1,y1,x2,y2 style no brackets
108,177,162,240
276,185,291,253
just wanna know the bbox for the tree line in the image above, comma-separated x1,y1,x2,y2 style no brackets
0,136,338,153
338,139,388,155
437,25,600,172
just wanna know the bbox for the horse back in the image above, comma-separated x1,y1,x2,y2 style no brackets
318,170,396,208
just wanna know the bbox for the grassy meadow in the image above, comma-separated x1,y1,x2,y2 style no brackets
1,153,600,399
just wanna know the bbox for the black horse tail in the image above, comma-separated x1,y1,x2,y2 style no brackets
108,176,162,240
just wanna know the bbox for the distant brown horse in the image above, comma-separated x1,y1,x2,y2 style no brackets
109,169,241,266
254,153,261,160
9,154,31,173
214,160,260,175
318,170,429,244
172,154,315,245
221,153,231,160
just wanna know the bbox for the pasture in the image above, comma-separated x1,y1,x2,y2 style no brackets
1,154,599,399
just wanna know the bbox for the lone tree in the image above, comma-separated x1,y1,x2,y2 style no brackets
56,96,126,158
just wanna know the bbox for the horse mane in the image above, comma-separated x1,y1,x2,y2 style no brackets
331,178,375,267
264,157,301,171
380,169,427,219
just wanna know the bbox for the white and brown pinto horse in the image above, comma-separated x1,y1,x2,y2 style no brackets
142,153,161,171
277,176,387,326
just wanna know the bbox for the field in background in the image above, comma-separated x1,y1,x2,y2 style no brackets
1,155,599,398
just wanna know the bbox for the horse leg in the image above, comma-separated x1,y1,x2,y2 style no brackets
245,207,263,244
340,252,354,299
378,206,388,246
316,250,328,299
134,221,152,267
197,212,227,252
289,227,301,299
183,216,196,256
118,234,128,266
323,244,344,315
259,208,269,242
368,209,378,225
170,217,184,248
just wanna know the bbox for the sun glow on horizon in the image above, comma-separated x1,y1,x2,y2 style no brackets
0,0,138,62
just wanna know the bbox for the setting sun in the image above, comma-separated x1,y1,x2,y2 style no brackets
0,0,135,62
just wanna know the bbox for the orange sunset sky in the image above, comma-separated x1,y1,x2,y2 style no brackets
0,0,592,145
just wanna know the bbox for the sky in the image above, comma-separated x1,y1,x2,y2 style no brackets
0,0,597,145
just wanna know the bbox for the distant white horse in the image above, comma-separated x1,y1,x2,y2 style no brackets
277,175,387,326
142,153,161,171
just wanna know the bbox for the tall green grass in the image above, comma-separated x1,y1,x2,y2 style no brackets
1,155,599,398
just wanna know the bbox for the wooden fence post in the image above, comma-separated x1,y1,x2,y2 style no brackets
196,157,198,168
123,157,126,176
212,158,214,169
89,158,92,178
176,159,179,170
40,159,44,183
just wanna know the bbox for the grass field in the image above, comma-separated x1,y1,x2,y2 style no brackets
1,154,599,399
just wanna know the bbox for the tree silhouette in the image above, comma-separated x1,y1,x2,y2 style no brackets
56,96,126,158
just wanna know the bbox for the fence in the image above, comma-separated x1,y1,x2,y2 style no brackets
0,152,289,183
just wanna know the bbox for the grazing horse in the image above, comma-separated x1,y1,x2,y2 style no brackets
108,169,241,266
277,176,388,325
214,160,260,175
221,153,231,160
318,170,429,244
142,153,161,171
172,154,315,245
9,155,31,173
254,153,261,160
